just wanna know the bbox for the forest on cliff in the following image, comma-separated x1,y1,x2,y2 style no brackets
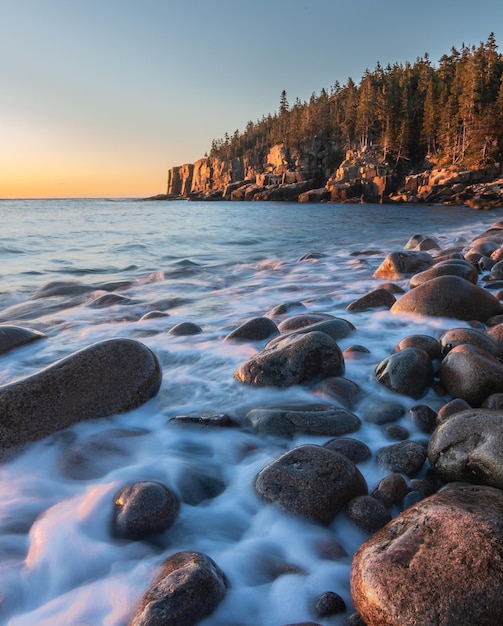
209,34,503,171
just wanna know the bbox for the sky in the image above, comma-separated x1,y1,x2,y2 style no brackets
1,0,503,199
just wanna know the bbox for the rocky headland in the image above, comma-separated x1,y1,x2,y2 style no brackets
153,143,503,209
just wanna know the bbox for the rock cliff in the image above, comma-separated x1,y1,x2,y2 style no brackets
163,144,503,208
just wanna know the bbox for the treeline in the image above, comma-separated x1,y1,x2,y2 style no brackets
210,34,503,168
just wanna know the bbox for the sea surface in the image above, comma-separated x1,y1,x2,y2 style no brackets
0,198,501,625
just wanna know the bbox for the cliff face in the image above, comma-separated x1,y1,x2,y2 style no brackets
164,143,503,208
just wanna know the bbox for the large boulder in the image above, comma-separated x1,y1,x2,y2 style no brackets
351,483,503,626
391,275,503,321
373,251,434,280
438,343,503,406
0,338,162,452
128,551,227,626
234,331,345,387
254,444,367,525
428,408,503,488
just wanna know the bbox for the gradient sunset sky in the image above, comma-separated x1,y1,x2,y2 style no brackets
1,0,502,199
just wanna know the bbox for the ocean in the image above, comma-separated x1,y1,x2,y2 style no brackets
0,198,501,625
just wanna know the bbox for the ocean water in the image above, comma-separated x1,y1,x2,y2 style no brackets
0,198,501,625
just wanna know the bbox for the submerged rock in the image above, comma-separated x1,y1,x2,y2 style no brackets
351,483,503,626
0,325,46,354
0,338,162,452
128,551,227,626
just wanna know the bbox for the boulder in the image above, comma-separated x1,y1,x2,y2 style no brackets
0,325,46,354
267,318,355,345
376,441,427,476
323,437,371,464
438,343,503,406
408,258,479,287
224,317,279,342
394,334,442,359
111,481,180,540
245,403,361,438
0,338,162,452
346,288,396,312
373,251,434,280
168,322,202,335
391,275,503,321
235,331,345,387
254,444,367,525
128,551,227,626
346,495,392,533
439,327,503,358
375,347,433,399
428,408,503,488
351,483,503,626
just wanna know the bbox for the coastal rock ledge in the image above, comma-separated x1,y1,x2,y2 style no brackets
161,144,503,207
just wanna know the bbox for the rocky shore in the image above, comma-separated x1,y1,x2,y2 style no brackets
152,143,503,209
4,220,503,624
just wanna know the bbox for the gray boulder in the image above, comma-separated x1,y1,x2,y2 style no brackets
0,338,162,452
235,331,345,387
375,347,433,399
351,483,503,626
128,551,227,626
428,408,503,488
254,444,367,525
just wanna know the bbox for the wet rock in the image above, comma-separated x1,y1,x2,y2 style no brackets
486,321,503,342
245,403,361,438
60,428,147,480
177,467,226,505
409,258,479,287
347,495,392,533
140,310,170,320
264,302,306,319
407,478,435,499
33,279,96,298
128,551,227,626
314,591,347,617
373,251,434,280
360,400,405,425
254,444,367,525
267,318,355,346
436,398,472,422
235,331,345,388
323,437,371,464
318,377,362,409
375,347,433,399
224,317,279,342
346,288,396,312
391,275,503,321
277,313,335,332
0,338,162,452
377,440,427,476
395,334,441,360
169,413,240,428
372,473,408,507
0,325,46,354
438,343,503,406
351,483,503,626
439,326,503,358
111,481,180,540
382,424,409,441
168,321,203,335
404,234,440,251
89,293,135,307
482,393,503,409
428,408,503,488
343,345,370,359
409,404,437,433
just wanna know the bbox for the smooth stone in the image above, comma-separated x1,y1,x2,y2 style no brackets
266,318,355,347
373,251,434,280
245,403,361,438
409,258,479,287
351,483,503,626
395,334,441,359
33,279,96,298
438,343,503,406
139,310,170,320
482,393,503,409
235,331,345,388
360,400,405,425
168,413,240,428
176,467,226,505
371,473,408,507
264,301,306,319
439,326,503,358
346,288,396,312
318,376,362,409
409,404,437,433
347,495,392,533
436,398,472,423
376,441,427,476
168,321,202,335
343,345,371,359
314,591,347,617
382,424,409,440
128,551,227,626
391,275,503,321
404,234,440,251
254,444,367,525
0,325,46,354
375,347,433,399
407,478,435,499
224,317,279,342
277,313,335,332
486,321,503,342
0,338,162,452
88,293,135,307
111,481,179,540
428,408,503,488
323,437,371,464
